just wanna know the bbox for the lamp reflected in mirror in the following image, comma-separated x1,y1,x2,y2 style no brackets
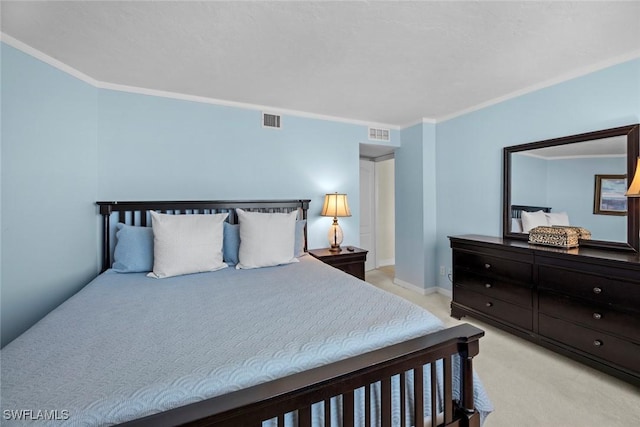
625,158,640,197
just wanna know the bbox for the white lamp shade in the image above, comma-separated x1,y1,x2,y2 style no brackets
321,193,351,217
626,158,640,197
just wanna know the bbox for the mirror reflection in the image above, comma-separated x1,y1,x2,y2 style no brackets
510,135,627,242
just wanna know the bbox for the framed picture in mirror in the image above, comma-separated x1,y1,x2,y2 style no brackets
594,174,627,216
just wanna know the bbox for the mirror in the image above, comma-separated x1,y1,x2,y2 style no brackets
503,124,639,252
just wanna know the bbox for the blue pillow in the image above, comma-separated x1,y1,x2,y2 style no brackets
223,222,240,266
112,223,154,273
294,220,307,257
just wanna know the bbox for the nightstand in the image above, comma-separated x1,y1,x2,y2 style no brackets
308,247,368,280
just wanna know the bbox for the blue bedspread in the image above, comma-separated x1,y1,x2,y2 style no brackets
1,256,492,425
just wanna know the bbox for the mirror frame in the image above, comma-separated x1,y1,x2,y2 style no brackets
503,124,640,252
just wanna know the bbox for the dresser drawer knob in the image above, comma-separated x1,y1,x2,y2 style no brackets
593,287,602,294
593,313,602,320
485,302,493,307
485,283,492,288
484,263,491,269
593,340,603,347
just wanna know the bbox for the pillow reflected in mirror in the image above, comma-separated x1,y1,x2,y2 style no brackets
521,210,548,233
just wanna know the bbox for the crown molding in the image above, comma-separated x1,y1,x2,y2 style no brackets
3,32,639,131
435,49,640,124
1,33,99,86
1,32,400,131
399,117,438,129
98,80,400,129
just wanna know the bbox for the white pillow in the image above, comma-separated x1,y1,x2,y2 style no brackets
148,212,228,278
521,210,548,233
236,208,298,269
545,211,570,227
511,218,523,233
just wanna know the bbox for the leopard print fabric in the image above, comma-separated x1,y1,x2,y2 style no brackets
529,226,580,248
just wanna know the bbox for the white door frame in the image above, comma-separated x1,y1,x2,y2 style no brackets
359,159,376,271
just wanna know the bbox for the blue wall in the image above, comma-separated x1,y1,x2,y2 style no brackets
1,42,399,346
395,124,425,287
422,123,438,290
96,90,383,249
435,58,640,290
1,44,99,346
394,122,437,292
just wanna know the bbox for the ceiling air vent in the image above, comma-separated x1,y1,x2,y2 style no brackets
262,112,282,129
368,127,390,142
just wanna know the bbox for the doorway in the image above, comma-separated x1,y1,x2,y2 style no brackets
359,144,395,272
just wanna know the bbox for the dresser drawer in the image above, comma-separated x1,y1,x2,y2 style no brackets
454,286,532,330
539,314,640,373
539,292,640,343
538,266,640,310
455,269,532,307
453,250,532,284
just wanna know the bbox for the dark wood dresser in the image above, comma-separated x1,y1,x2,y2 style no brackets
450,234,640,386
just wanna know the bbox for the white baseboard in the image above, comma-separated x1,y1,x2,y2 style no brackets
392,278,452,298
393,278,427,295
435,287,452,298
376,258,395,268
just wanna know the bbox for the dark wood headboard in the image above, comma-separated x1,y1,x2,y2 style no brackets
96,200,311,272
511,205,551,219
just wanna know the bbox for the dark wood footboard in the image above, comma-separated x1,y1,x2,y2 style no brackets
121,323,484,427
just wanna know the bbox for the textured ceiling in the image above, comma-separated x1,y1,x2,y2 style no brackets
2,1,640,126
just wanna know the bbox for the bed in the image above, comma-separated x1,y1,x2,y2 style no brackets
1,200,491,426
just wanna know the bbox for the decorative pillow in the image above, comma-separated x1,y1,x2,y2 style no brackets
510,218,523,233
148,212,228,278
294,220,307,257
112,223,154,273
223,222,240,266
521,210,548,233
236,209,298,269
545,211,570,227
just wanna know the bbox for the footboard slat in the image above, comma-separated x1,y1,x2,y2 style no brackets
444,356,453,424
343,390,354,427
323,399,330,427
119,323,484,427
414,365,424,427
430,363,437,427
400,372,407,427
381,376,392,427
298,406,311,427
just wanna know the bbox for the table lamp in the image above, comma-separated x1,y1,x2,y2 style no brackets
625,158,640,197
321,193,351,252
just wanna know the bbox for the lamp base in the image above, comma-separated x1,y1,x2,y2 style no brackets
327,218,344,252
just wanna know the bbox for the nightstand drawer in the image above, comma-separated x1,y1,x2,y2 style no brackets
539,314,640,373
455,269,532,307
454,286,532,330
